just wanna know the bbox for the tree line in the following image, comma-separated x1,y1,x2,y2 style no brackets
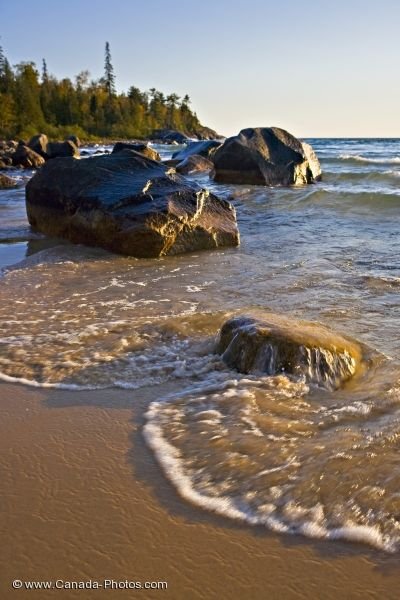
0,42,204,140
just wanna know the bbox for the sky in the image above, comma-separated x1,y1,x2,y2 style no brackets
1,0,400,137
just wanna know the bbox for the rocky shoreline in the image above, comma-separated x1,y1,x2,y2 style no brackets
0,126,322,256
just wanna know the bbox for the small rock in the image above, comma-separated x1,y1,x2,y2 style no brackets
28,133,49,158
112,142,160,161
47,140,80,159
12,143,45,169
0,156,13,169
67,135,81,148
0,173,18,188
172,140,222,161
217,312,364,389
150,129,191,144
176,154,214,175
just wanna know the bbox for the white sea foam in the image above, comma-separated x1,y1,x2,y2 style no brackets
143,368,400,554
331,401,371,416
0,331,225,391
144,407,260,524
384,170,400,176
144,396,397,553
0,371,102,390
327,525,394,551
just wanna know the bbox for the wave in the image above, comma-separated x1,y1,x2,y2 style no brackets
145,412,393,552
144,373,400,553
0,315,237,391
338,154,400,165
384,170,400,177
295,187,400,209
322,170,400,183
0,371,102,391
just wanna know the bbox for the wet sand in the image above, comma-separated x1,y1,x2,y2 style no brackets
1,382,400,599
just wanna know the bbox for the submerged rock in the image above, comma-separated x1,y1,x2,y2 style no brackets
212,127,322,186
112,142,161,161
172,140,222,161
175,154,214,175
25,150,240,258
217,313,364,389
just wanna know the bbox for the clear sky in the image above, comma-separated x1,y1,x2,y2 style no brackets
1,0,400,137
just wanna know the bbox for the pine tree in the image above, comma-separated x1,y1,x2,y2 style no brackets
40,59,55,125
166,93,180,129
0,44,14,94
104,42,116,97
42,59,48,84
0,44,5,73
181,94,191,108
14,62,45,135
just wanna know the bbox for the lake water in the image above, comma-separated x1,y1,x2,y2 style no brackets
2,138,400,552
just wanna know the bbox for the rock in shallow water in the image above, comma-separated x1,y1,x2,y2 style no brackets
175,154,214,174
0,173,18,188
172,140,222,161
12,143,45,169
112,142,161,162
25,149,240,258
47,140,80,159
212,127,322,186
217,313,364,389
150,129,191,144
28,133,49,158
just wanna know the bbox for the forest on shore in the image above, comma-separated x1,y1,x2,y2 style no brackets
0,42,209,140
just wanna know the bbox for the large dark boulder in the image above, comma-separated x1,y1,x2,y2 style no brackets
25,150,240,258
12,143,45,169
172,140,222,161
217,313,364,390
212,127,322,186
112,142,160,162
47,140,80,159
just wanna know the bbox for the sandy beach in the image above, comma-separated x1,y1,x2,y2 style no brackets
2,381,400,600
